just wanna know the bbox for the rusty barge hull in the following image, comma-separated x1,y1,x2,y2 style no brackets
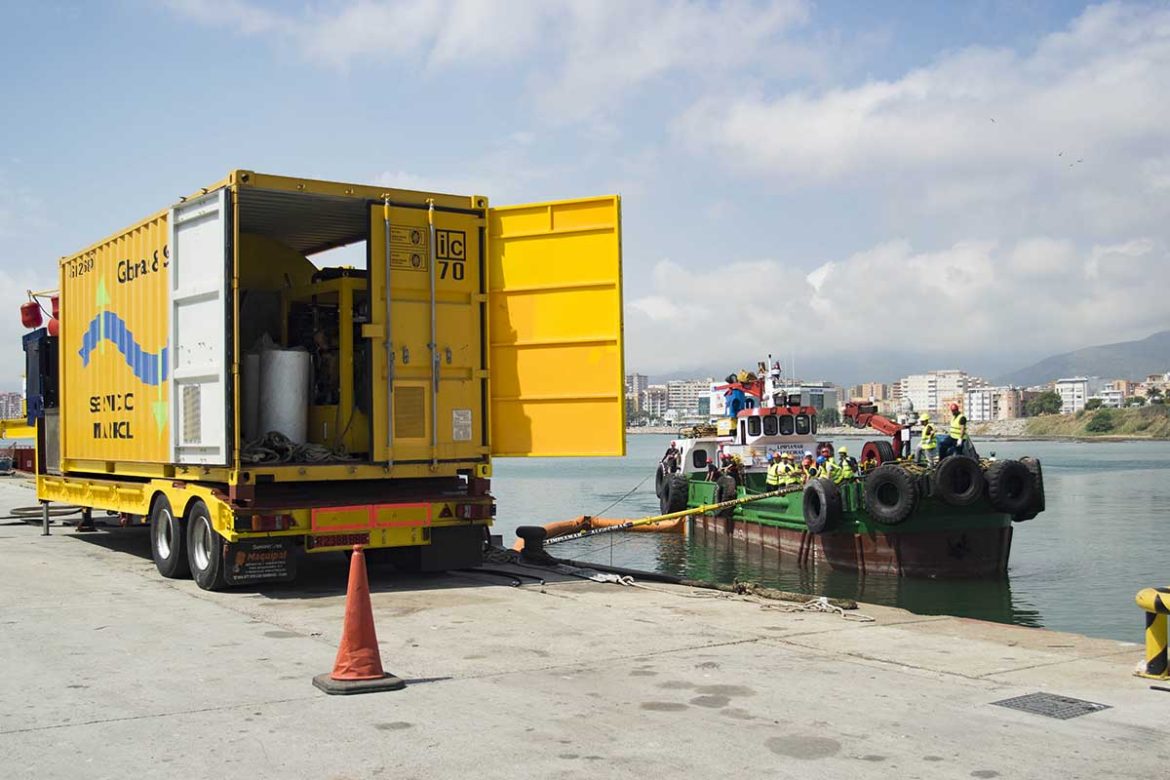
689,514,1013,579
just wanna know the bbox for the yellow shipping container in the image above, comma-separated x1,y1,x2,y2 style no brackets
62,211,171,463
35,170,624,589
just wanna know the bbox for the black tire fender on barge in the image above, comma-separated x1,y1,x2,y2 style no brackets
802,478,842,534
1011,457,1045,522
655,463,669,498
715,475,738,519
863,464,918,525
861,440,897,466
985,459,1037,516
934,455,985,507
661,473,689,514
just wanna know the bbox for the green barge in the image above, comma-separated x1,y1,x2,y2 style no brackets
656,375,1044,578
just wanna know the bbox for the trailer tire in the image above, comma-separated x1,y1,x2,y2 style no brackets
661,473,690,514
985,460,1036,516
802,478,842,534
150,495,190,579
715,475,737,519
934,455,985,507
186,500,226,591
863,464,918,525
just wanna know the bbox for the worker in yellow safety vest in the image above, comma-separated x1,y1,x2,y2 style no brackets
813,455,831,480
800,452,816,482
940,403,968,459
916,413,938,466
820,451,839,482
834,447,856,483
780,453,799,486
765,452,784,487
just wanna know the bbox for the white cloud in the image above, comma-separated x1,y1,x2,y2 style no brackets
625,234,1169,375
166,0,812,120
530,0,810,122
163,0,290,35
677,4,1170,180
374,129,573,203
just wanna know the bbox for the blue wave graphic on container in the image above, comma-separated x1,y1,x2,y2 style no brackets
78,311,169,385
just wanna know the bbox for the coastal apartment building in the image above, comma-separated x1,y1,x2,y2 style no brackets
625,374,649,416
641,385,668,418
1054,377,1103,414
899,370,986,414
666,378,713,415
625,373,649,396
964,386,1025,422
798,382,842,413
1139,372,1170,397
1095,387,1125,408
1110,379,1140,398
849,382,890,401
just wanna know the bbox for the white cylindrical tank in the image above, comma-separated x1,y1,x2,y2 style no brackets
242,353,261,443
258,348,310,444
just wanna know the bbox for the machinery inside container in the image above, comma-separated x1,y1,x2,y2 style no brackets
237,189,374,463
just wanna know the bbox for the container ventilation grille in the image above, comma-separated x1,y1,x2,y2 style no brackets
394,386,426,439
182,385,202,444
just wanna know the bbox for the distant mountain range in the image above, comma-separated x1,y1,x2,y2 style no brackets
642,329,1170,389
995,330,1170,387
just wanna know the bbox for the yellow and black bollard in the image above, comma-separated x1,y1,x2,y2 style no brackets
1135,587,1170,680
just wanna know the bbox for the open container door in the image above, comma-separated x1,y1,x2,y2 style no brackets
488,195,624,457
169,189,231,465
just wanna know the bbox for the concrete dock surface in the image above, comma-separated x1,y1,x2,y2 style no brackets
0,479,1164,779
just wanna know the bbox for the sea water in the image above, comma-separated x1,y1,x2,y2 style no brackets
491,434,1170,642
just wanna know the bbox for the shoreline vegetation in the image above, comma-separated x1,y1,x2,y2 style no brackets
627,405,1170,441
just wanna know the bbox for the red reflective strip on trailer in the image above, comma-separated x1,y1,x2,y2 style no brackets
311,504,375,531
371,502,432,528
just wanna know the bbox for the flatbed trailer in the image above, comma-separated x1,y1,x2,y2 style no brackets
23,170,624,589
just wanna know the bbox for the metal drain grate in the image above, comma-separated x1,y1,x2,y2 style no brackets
992,692,1110,720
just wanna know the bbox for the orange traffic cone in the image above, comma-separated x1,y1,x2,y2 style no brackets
312,546,405,695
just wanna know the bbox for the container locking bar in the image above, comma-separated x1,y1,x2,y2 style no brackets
426,199,439,471
382,196,395,469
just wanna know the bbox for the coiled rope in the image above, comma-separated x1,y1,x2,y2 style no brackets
240,431,357,465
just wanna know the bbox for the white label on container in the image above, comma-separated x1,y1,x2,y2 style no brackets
452,409,473,441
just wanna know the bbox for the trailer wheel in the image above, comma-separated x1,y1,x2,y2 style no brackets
150,495,190,579
186,500,226,591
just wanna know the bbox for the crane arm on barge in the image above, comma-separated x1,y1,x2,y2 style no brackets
842,401,909,462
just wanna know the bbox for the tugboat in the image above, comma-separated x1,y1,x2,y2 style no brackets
655,367,1044,578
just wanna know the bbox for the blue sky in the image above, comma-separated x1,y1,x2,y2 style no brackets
2,1,1168,388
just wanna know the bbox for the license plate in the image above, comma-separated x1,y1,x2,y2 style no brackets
307,532,371,551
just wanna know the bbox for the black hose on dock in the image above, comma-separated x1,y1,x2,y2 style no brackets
550,555,857,610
